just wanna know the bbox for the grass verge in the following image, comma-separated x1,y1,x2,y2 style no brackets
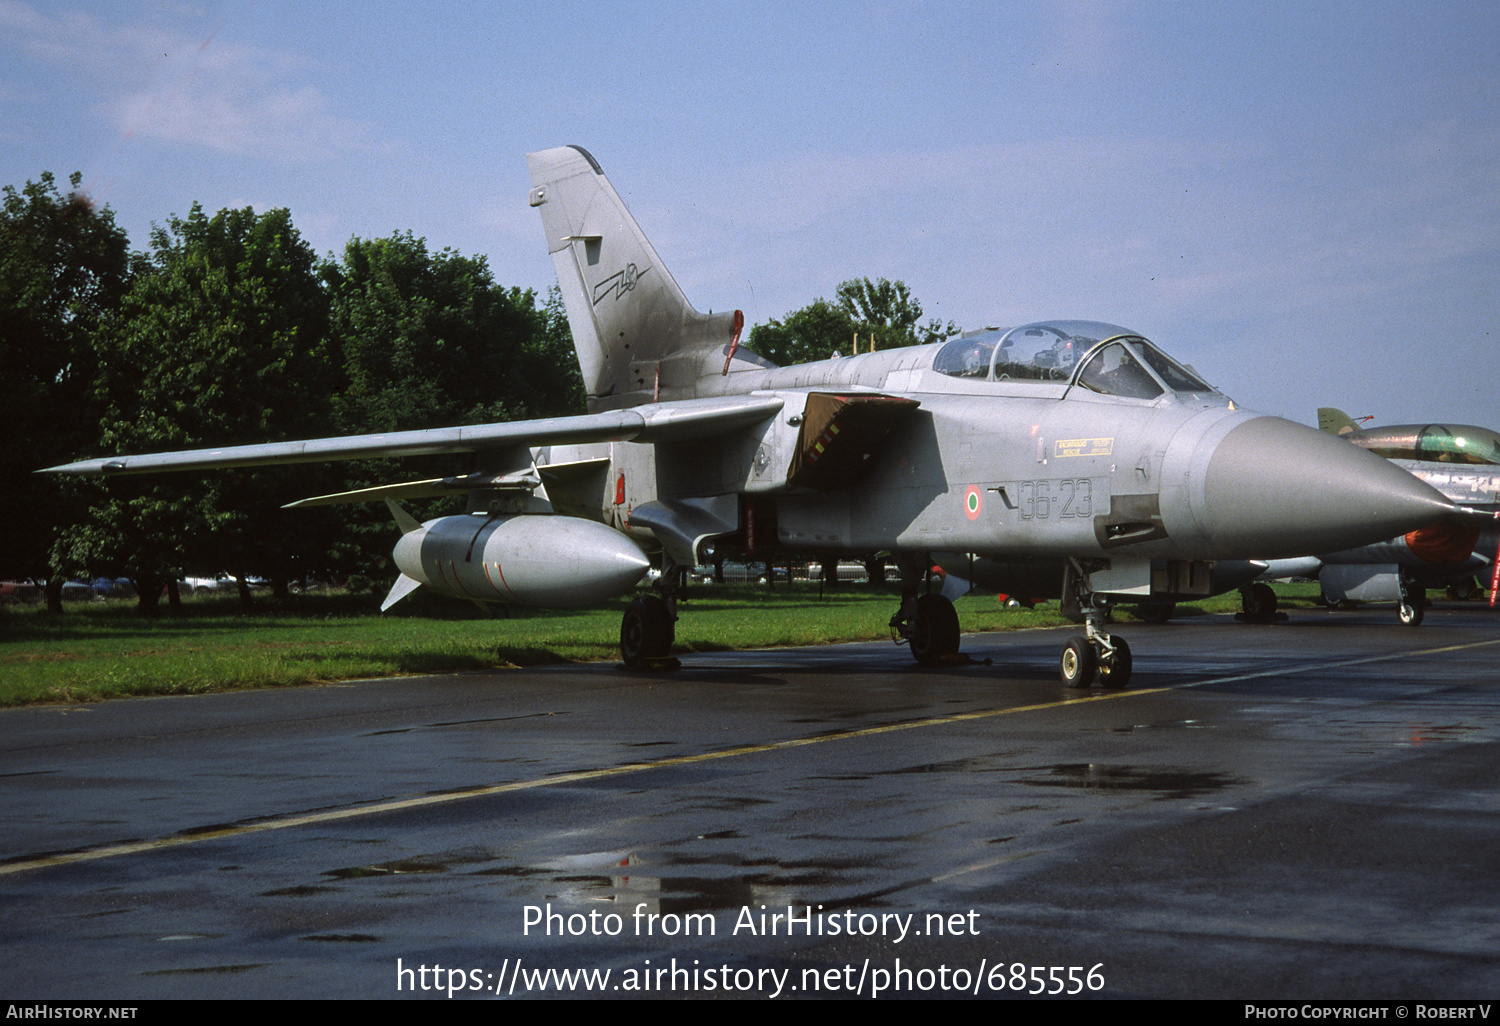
0,582,1318,706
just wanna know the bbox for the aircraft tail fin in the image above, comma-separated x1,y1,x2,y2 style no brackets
1317,407,1361,435
526,146,743,411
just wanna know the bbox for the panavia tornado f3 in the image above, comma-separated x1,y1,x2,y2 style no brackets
44,145,1458,688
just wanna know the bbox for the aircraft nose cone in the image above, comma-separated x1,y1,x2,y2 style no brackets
391,524,430,584
1202,417,1453,558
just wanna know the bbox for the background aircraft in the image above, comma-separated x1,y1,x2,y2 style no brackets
45,146,1458,688
1247,410,1500,623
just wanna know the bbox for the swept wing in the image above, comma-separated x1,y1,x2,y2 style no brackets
43,394,784,477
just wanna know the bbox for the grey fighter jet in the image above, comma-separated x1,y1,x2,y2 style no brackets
43,146,1457,688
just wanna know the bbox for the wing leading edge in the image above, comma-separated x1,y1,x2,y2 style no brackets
41,394,785,477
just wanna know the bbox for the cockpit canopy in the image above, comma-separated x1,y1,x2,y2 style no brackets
932,320,1215,400
1348,423,1500,467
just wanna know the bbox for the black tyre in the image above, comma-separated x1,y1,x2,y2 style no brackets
1061,636,1096,688
620,595,674,666
1097,636,1133,689
1242,582,1277,622
911,593,960,664
1398,598,1424,627
1137,601,1175,623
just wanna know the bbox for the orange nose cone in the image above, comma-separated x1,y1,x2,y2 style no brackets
1405,522,1482,564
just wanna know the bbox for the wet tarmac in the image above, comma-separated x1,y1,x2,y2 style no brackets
1,602,1497,999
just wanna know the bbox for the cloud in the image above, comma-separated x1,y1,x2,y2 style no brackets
0,1,376,163
112,77,368,162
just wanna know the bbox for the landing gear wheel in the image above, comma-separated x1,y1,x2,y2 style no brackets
1398,598,1424,627
1242,582,1277,622
1097,636,1133,689
1137,601,1175,624
911,593,960,664
1061,636,1096,688
620,595,674,666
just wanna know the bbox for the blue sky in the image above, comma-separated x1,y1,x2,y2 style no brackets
3,0,1497,427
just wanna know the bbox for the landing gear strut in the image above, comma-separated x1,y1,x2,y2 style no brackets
620,558,685,666
1398,576,1425,627
1060,560,1133,689
890,556,961,664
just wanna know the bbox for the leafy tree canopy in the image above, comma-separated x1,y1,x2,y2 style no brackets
56,204,340,603
748,277,959,365
99,204,335,452
746,298,857,366
326,233,581,434
17,191,593,604
319,234,584,574
0,172,134,589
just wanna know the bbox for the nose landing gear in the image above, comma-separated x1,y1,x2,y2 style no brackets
1060,560,1134,689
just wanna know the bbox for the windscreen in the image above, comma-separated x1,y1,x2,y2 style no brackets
1074,341,1164,399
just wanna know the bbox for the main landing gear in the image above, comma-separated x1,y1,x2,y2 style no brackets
620,559,684,667
1060,560,1133,689
890,556,961,665
1238,581,1279,623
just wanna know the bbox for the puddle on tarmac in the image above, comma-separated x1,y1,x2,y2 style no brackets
363,712,566,736
325,860,448,879
651,851,865,873
145,963,266,976
1400,722,1494,745
880,753,1019,775
687,796,774,811
1018,763,1244,800
312,840,864,919
1110,719,1212,734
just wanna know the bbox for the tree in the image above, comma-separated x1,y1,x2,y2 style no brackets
746,298,857,365
0,172,135,610
57,204,339,610
321,234,584,574
836,276,958,349
328,233,581,434
748,278,958,366
836,277,923,350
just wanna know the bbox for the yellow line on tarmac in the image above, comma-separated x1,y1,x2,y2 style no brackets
4,635,1496,877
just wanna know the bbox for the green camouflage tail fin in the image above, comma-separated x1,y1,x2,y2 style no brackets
1317,407,1361,435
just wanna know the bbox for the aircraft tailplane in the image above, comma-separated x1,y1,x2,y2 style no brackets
527,145,742,411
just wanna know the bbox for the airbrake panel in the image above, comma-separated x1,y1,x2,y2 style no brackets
787,393,920,491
